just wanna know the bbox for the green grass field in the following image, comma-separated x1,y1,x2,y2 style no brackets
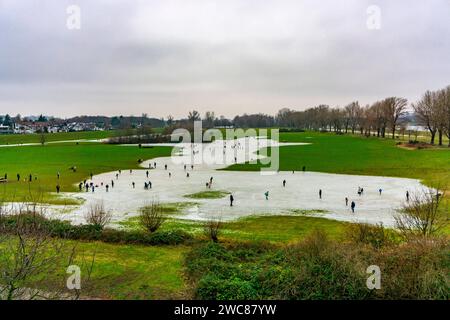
73,242,189,299
0,128,165,145
119,214,349,243
227,131,450,187
0,130,118,145
0,143,172,203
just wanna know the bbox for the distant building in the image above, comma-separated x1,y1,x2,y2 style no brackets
0,124,13,134
406,125,427,132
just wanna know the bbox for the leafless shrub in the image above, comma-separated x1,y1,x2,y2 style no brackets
85,202,111,229
19,187,48,221
0,223,97,300
395,187,448,238
0,189,97,300
203,218,222,242
139,201,165,233
0,232,67,299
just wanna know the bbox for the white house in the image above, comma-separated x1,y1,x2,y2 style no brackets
0,124,12,134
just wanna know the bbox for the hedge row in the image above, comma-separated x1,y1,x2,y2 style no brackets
0,213,192,246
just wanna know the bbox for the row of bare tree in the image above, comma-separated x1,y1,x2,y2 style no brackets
276,97,409,140
412,86,450,145
178,85,450,146
276,86,450,145
277,97,408,138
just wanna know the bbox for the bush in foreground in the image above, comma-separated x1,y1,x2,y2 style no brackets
185,229,449,300
139,201,165,233
1,213,192,246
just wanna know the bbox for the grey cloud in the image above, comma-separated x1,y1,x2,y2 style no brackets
0,0,449,118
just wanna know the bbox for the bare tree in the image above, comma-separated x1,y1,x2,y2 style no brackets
443,86,450,146
166,115,174,126
329,107,344,132
84,202,111,230
382,97,408,139
0,207,98,300
344,101,360,134
436,86,450,146
395,186,448,238
203,218,222,242
371,101,387,137
203,111,216,128
187,110,201,122
139,201,165,233
412,90,440,144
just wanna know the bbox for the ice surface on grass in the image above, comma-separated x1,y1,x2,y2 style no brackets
41,137,425,227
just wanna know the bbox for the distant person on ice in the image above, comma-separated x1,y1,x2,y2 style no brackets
319,189,322,199
379,188,382,195
283,180,286,187
406,191,410,202
351,201,356,213
345,197,348,206
264,191,269,200
230,194,234,206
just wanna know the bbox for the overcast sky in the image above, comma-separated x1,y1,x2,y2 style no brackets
0,0,449,118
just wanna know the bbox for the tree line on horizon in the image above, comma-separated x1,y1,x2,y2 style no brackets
2,85,449,146
178,85,449,146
